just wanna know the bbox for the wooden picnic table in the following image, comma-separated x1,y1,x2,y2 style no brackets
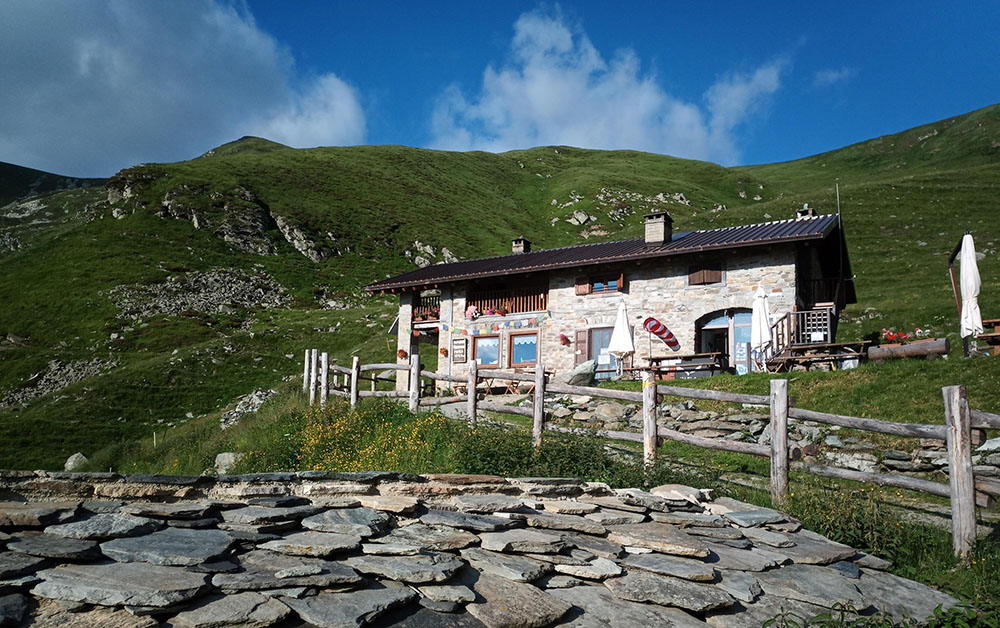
979,318,1000,355
644,352,726,380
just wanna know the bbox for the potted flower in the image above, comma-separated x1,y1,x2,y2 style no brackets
397,348,408,359
559,333,572,346
440,347,448,357
496,304,508,316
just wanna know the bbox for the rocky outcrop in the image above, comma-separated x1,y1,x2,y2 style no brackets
0,359,117,408
220,389,278,430
273,214,328,263
109,268,290,320
0,471,957,626
105,166,163,204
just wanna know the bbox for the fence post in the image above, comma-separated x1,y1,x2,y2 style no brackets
302,349,311,393
770,379,789,506
319,352,329,408
943,385,976,559
532,364,546,449
409,355,421,413
642,370,657,466
308,349,319,406
467,362,478,427
350,356,360,408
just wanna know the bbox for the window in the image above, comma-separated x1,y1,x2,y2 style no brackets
508,332,538,367
588,327,618,380
473,335,500,368
688,262,724,286
576,272,626,295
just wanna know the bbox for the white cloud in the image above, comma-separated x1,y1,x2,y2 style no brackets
813,67,857,88
431,10,785,165
0,1,364,176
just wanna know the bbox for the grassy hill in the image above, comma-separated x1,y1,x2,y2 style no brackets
0,161,105,207
0,104,998,470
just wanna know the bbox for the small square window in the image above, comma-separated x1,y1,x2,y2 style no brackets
473,335,500,368
689,262,724,286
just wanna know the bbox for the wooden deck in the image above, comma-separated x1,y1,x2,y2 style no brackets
766,341,869,372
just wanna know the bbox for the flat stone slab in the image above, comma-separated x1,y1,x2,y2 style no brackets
46,513,161,540
854,568,958,622
754,564,865,608
301,507,388,537
703,543,784,572
606,524,710,558
29,597,157,627
615,489,681,513
578,496,648,514
721,509,786,528
685,527,744,541
7,533,99,560
467,572,571,628
559,533,622,559
715,571,762,604
212,550,363,591
622,553,716,582
419,584,476,604
0,502,78,527
538,501,597,515
761,529,857,565
121,502,213,520
0,551,48,579
460,548,548,582
650,512,727,528
376,523,479,551
170,591,291,627
452,495,524,514
553,557,621,580
604,571,735,613
420,509,517,532
283,581,416,627
32,562,207,607
515,512,606,535
346,553,465,584
585,509,646,526
0,593,27,627
479,529,570,554
362,543,420,556
705,594,830,628
550,584,712,628
101,527,232,566
739,526,795,547
259,531,361,557
360,496,420,513
220,505,320,525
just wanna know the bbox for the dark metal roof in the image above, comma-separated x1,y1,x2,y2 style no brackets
365,214,841,292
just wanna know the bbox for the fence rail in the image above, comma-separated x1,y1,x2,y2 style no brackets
302,349,991,558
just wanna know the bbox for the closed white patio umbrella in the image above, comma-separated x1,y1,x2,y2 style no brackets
750,286,774,367
960,233,983,339
607,300,635,376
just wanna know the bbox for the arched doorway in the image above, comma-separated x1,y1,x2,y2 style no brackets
695,308,752,373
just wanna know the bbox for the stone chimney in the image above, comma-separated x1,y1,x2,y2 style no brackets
512,236,531,254
644,212,673,246
796,203,817,219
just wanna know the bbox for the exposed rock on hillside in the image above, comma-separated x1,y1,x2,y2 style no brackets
220,389,278,429
109,269,290,320
1,359,117,408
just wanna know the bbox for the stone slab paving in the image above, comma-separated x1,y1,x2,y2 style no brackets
0,472,960,627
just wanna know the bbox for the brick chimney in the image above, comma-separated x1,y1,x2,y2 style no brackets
644,212,673,246
512,236,531,254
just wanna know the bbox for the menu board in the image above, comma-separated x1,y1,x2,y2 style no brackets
451,338,467,364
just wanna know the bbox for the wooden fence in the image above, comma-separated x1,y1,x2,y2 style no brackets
302,349,998,558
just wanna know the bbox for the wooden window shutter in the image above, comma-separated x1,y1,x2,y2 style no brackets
575,277,591,296
688,267,704,285
574,329,589,365
704,264,723,284
616,271,626,292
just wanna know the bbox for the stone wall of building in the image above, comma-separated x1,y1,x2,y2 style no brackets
398,246,797,386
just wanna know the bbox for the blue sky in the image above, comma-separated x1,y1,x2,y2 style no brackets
1,2,997,177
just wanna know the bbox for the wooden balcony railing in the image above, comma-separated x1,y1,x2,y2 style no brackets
413,295,441,321
468,287,548,316
770,307,836,356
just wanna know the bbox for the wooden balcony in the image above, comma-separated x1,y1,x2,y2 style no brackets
413,295,441,321
468,287,548,316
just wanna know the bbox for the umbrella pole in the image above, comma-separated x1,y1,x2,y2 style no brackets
947,234,971,357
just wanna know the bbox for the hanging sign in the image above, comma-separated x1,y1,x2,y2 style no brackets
643,317,681,351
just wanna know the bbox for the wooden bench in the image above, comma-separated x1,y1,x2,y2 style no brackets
648,352,725,380
978,318,1000,355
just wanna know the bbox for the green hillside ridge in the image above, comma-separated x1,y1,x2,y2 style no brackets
0,104,998,470
0,161,105,207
